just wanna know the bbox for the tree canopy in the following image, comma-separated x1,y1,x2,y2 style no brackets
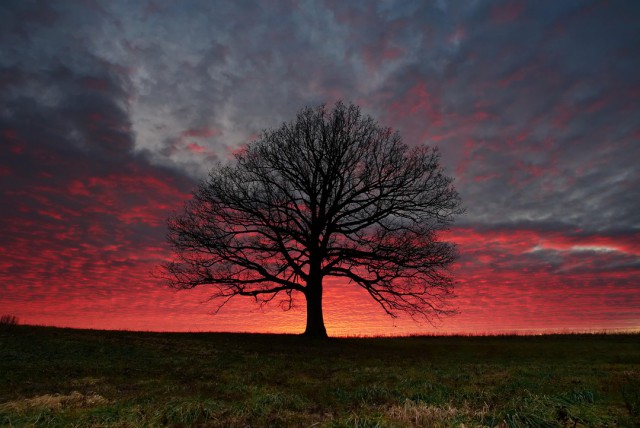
164,102,463,337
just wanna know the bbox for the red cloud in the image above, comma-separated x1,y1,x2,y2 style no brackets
169,128,220,155
65,171,191,226
186,142,207,154
389,81,442,126
2,221,638,335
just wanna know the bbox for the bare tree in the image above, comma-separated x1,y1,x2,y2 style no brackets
164,102,463,337
0,314,19,326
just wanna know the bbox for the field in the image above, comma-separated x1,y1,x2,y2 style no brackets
1,326,639,427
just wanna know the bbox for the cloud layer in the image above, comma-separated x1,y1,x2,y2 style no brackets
1,0,638,334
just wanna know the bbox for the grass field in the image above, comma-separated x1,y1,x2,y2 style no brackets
1,325,639,427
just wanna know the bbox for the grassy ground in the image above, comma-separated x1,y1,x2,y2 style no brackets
1,325,638,427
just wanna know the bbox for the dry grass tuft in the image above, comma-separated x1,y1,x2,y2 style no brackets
0,391,108,413
385,399,495,427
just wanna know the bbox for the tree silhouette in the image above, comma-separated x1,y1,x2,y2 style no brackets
164,102,463,337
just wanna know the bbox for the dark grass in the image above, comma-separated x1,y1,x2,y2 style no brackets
1,325,639,427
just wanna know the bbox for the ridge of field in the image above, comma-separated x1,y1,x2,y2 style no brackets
1,326,638,427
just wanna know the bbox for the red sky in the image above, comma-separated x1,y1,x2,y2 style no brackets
1,0,639,335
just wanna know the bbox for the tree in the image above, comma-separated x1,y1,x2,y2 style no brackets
0,314,19,326
164,102,463,337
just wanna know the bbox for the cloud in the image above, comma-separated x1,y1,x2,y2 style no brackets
1,0,638,333
0,4,194,329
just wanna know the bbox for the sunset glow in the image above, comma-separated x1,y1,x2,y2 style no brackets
1,1,638,336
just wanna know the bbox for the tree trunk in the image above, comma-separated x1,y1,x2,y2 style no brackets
303,274,327,338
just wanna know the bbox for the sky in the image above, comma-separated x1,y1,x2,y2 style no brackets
1,0,639,336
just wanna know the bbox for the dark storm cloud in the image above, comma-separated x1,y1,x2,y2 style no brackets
430,0,640,235
337,1,640,236
0,1,193,306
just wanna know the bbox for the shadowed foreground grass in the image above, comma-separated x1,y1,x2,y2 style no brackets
1,326,639,427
